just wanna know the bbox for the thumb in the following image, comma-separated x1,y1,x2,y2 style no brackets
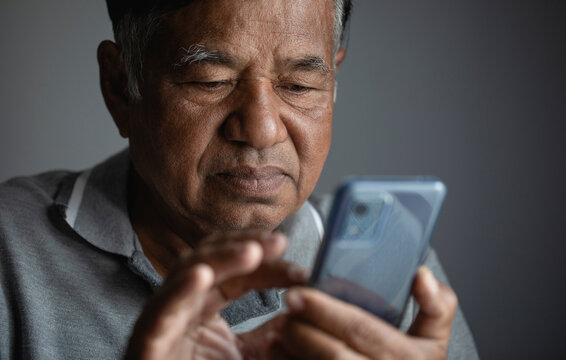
408,266,458,340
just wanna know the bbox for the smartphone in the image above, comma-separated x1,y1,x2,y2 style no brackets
309,177,446,326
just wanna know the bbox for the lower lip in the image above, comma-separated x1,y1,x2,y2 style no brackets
214,174,287,198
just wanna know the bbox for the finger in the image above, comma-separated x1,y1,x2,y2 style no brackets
218,261,309,300
167,236,292,317
237,313,288,359
169,232,288,291
276,317,366,360
266,341,298,360
190,319,240,360
175,241,264,314
126,263,214,358
203,314,237,343
284,287,407,356
153,263,215,328
408,266,458,340
175,240,265,286
257,232,288,260
199,231,288,261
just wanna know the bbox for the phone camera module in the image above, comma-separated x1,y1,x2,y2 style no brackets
339,197,391,243
353,203,368,217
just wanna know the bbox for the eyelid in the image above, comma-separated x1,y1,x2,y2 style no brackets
283,84,313,92
199,80,229,86
277,81,318,93
185,79,233,86
172,64,236,83
277,72,329,88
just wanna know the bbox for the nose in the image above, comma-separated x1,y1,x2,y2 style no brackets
223,79,288,149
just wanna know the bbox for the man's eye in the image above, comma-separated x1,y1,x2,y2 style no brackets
197,81,226,89
283,84,313,94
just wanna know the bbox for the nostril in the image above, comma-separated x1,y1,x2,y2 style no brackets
222,88,288,149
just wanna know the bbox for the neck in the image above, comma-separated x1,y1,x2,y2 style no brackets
128,171,201,277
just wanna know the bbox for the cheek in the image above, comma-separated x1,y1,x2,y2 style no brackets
289,105,333,196
304,120,332,177
129,92,224,194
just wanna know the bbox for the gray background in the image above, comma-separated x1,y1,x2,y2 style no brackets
1,0,565,358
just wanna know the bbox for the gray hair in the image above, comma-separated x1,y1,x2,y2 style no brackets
113,1,352,100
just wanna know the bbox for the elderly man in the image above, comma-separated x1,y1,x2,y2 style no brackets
0,0,478,359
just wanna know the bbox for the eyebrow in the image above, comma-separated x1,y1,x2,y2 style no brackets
172,44,232,70
171,44,332,76
286,56,333,76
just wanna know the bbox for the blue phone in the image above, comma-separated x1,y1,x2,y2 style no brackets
309,177,446,326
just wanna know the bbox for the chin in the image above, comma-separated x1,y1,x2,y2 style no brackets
198,201,294,233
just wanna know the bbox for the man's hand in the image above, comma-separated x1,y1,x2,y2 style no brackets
125,231,307,360
125,229,457,360
269,267,458,359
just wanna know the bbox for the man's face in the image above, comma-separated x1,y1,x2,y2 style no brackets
126,0,339,236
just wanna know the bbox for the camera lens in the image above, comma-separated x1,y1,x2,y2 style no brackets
354,203,368,216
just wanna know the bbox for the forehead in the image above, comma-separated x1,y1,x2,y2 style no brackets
154,0,335,63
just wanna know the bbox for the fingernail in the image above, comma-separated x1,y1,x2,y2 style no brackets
268,232,287,244
234,241,260,256
192,263,215,289
285,289,304,312
287,265,310,282
419,266,439,294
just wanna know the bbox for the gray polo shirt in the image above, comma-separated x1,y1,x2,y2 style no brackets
0,150,478,359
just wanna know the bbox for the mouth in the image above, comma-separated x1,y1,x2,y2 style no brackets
213,166,288,198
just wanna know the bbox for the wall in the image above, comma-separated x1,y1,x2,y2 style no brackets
1,1,565,358
0,1,124,178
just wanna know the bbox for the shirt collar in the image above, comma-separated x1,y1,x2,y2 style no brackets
55,149,138,258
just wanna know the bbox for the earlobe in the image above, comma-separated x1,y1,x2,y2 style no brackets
97,40,131,138
334,48,347,70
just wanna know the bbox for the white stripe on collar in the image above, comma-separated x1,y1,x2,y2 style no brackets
306,201,325,240
65,169,92,228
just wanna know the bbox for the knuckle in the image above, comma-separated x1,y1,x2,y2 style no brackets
343,322,373,349
329,343,353,360
437,341,450,358
337,315,390,355
292,287,316,309
403,340,446,360
372,351,397,360
236,241,263,265
442,286,458,313
426,340,449,360
199,232,222,245
408,346,429,360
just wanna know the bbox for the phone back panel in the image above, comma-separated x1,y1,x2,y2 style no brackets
310,178,446,325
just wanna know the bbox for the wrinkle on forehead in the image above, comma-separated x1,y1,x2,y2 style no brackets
164,0,335,54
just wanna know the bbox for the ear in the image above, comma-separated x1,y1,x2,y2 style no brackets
334,48,347,70
97,40,131,138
